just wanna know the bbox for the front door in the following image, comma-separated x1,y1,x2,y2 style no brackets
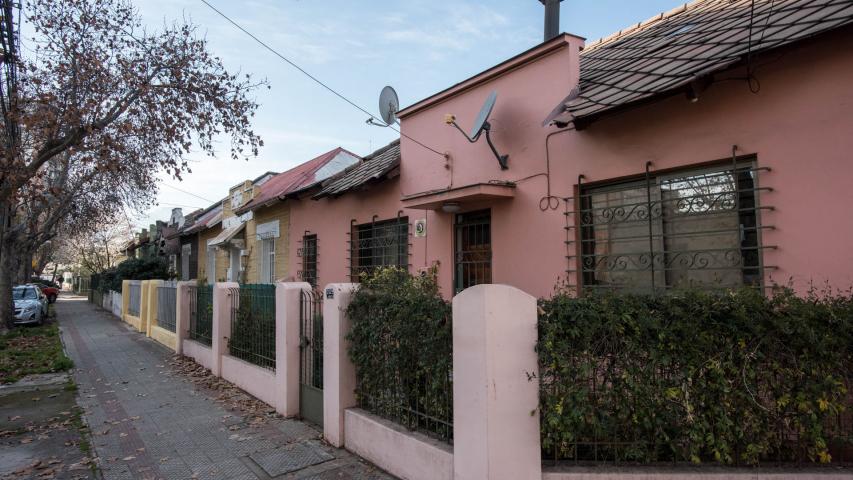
454,209,492,294
299,289,323,426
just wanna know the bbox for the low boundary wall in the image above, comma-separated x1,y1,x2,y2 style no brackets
183,339,214,371
220,355,278,408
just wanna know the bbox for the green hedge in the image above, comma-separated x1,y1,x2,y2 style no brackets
347,267,454,442
537,287,853,465
100,257,171,292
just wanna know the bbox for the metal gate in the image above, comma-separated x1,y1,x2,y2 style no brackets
299,289,323,426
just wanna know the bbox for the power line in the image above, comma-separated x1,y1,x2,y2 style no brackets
161,183,215,203
198,0,447,159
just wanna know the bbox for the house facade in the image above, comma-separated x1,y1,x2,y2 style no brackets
285,1,853,298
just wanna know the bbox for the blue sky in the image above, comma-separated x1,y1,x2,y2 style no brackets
136,0,680,227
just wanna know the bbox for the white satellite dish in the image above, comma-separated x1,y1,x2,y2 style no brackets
379,86,400,126
446,91,509,170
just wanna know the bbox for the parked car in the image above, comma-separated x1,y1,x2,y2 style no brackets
33,283,59,303
11,284,49,326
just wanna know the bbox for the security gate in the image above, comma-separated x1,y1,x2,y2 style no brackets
454,209,493,293
299,289,323,426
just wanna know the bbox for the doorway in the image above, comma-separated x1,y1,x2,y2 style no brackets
454,209,492,294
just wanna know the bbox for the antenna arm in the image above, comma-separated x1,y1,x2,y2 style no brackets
450,120,478,143
483,122,509,170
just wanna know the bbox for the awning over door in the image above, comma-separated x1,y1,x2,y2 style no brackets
208,222,245,247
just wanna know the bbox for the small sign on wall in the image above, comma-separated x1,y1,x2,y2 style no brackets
414,218,427,238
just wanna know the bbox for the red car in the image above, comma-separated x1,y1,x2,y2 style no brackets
34,283,59,303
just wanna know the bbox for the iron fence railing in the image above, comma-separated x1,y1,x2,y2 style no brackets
157,282,177,332
128,283,141,317
228,284,276,370
300,289,323,389
188,285,212,346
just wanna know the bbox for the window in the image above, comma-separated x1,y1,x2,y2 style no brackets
300,234,318,288
206,246,216,284
350,217,409,281
258,236,275,284
579,162,765,293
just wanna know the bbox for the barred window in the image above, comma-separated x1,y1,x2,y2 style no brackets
579,162,767,293
301,234,318,288
350,217,409,281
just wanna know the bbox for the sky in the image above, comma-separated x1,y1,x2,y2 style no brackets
135,0,680,228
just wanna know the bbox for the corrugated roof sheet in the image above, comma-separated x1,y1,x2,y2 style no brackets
549,0,853,125
181,204,223,235
313,139,401,199
237,147,360,213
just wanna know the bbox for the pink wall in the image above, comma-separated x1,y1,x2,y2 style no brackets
288,28,853,298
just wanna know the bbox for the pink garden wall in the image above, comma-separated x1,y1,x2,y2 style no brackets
288,27,853,298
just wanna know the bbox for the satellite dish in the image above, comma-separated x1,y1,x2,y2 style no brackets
379,86,400,126
469,91,497,140
446,91,509,170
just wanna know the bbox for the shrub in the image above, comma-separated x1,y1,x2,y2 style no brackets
537,287,853,465
103,257,171,292
346,267,454,442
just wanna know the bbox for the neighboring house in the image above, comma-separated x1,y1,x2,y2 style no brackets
181,203,223,283
286,0,853,298
286,140,403,290
205,172,278,283
233,148,360,284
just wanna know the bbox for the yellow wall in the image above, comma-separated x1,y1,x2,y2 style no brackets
246,203,291,283
197,224,226,283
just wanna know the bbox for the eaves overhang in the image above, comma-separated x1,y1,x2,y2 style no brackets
401,182,515,210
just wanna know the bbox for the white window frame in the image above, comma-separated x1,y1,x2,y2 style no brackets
258,237,276,284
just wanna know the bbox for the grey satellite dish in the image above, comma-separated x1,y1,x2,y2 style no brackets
379,86,400,126
447,91,509,170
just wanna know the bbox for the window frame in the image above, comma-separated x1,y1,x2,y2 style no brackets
349,216,409,281
575,157,767,294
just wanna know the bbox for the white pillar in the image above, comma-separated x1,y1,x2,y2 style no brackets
322,283,358,448
275,282,312,417
211,282,238,377
452,284,541,480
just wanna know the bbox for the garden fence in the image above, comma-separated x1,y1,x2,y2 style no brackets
128,282,141,317
157,281,177,332
188,284,212,346
228,284,276,370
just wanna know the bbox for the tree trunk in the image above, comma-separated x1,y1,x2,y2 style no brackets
0,241,15,335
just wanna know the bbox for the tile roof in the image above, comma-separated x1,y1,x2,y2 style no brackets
237,147,360,213
547,0,853,125
313,139,401,199
181,204,223,235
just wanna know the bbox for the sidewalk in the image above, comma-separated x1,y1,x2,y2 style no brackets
57,296,393,480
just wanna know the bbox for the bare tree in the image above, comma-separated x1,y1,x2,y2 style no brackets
0,0,263,330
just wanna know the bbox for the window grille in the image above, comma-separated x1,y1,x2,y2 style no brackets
454,210,492,293
349,216,409,281
572,161,774,293
299,234,318,288
258,236,275,284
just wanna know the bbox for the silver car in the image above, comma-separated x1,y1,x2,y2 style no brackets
13,285,49,326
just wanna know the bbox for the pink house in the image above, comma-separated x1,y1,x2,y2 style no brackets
282,0,853,299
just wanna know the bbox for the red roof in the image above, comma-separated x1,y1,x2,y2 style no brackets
237,147,359,213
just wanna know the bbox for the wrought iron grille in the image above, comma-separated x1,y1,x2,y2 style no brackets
569,161,774,293
454,209,492,294
157,282,177,332
188,285,212,346
228,284,276,370
299,289,323,389
299,234,318,288
128,283,141,317
349,216,410,281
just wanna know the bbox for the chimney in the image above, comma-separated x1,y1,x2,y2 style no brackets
541,0,563,42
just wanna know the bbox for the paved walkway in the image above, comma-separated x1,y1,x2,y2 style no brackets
57,296,393,480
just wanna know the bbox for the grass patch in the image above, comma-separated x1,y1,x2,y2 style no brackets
0,324,74,383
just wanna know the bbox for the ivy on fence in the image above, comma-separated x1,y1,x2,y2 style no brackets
537,286,853,465
347,267,454,443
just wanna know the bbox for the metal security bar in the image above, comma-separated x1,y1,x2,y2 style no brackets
228,284,276,370
454,209,492,294
298,233,318,288
568,160,775,293
188,285,212,346
157,282,177,332
348,215,410,282
299,289,323,426
128,283,141,317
